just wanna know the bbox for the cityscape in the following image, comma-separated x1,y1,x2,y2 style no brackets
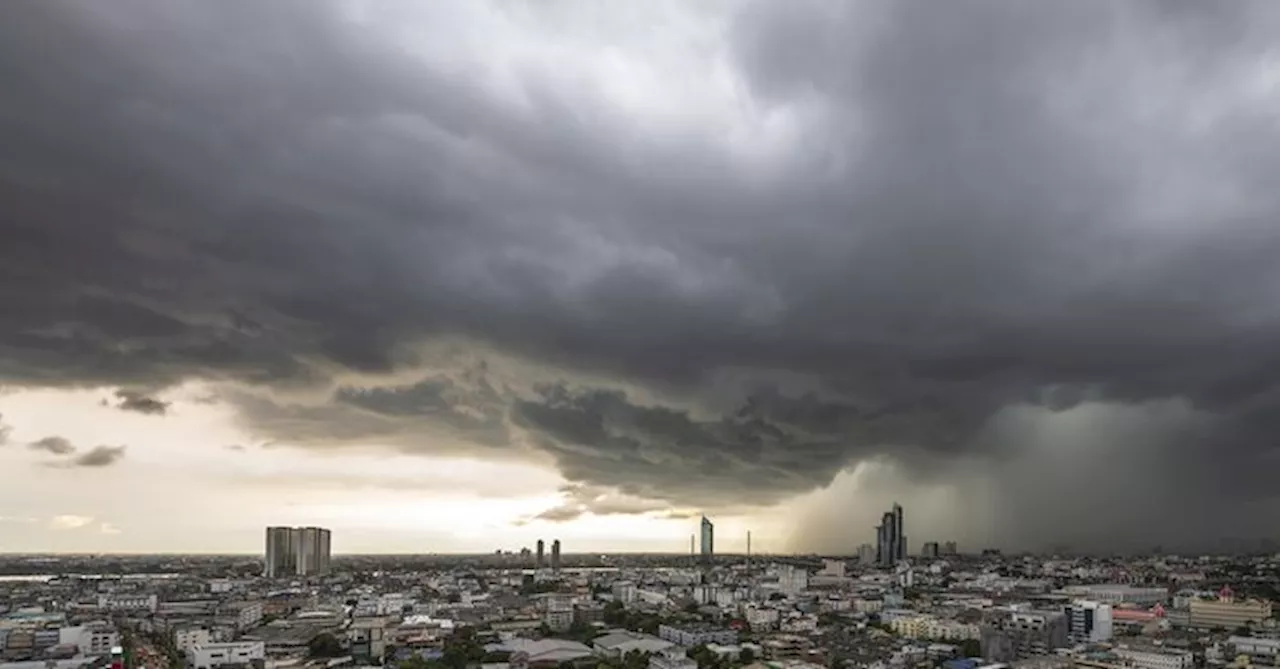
3,508,1280,669
4,3,1280,669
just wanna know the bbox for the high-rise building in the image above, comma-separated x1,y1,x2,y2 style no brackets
942,541,958,555
875,503,905,567
1064,600,1114,643
536,539,545,568
856,543,875,565
263,526,331,578
922,541,940,559
550,539,561,571
699,516,714,563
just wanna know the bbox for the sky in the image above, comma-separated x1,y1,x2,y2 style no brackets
2,0,1280,555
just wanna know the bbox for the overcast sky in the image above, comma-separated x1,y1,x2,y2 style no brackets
2,0,1280,555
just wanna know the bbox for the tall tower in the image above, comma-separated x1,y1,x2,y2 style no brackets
893,503,905,562
550,539,561,571
264,527,294,578
536,539,545,568
699,516,714,563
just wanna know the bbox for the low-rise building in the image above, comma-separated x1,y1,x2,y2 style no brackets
174,628,212,654
1112,645,1194,669
657,625,737,648
187,641,265,669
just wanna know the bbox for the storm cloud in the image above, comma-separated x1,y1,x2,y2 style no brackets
29,436,77,456
2,0,1280,551
113,390,171,415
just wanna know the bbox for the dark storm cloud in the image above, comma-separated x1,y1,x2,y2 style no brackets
2,0,1280,550
29,436,77,456
113,390,170,415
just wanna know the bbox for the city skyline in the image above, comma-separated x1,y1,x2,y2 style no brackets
4,1,1280,555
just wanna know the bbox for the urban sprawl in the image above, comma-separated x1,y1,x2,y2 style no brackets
2,507,1278,669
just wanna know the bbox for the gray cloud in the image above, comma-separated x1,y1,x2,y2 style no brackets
65,446,128,469
2,0,1280,550
29,436,77,456
0,413,10,446
113,390,171,415
526,484,703,524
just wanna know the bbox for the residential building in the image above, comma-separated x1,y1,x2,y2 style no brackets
649,646,697,669
593,631,673,659
1112,646,1194,669
922,542,940,559
1060,585,1167,606
263,526,331,578
658,624,737,648
980,610,1068,662
97,595,158,613
186,641,265,669
173,628,212,654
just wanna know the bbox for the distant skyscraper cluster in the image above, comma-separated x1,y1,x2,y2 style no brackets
532,538,561,570
264,526,331,578
876,503,905,567
699,516,714,563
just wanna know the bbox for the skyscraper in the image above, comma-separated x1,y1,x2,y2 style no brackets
874,503,905,567
550,539,561,570
699,516,714,563
536,539,545,568
264,526,331,577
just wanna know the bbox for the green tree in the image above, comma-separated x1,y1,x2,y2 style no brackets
308,633,345,658
959,639,981,658
739,648,756,664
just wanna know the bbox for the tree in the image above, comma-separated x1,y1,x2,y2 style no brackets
308,633,345,658
959,639,981,659
739,648,756,664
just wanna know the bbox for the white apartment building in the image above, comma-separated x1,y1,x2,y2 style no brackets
222,602,263,630
59,624,120,655
1113,647,1194,669
542,605,574,633
657,625,737,647
744,607,780,631
97,594,158,613
174,628,213,653
1061,585,1167,606
776,565,809,594
187,641,265,669
612,581,637,605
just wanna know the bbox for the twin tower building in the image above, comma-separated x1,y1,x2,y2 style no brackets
264,526,332,577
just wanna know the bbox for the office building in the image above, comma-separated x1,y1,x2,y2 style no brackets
1064,601,1113,643
875,503,905,566
922,542,940,559
551,539,562,570
942,541,958,555
536,539,545,568
263,526,332,577
700,516,714,563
